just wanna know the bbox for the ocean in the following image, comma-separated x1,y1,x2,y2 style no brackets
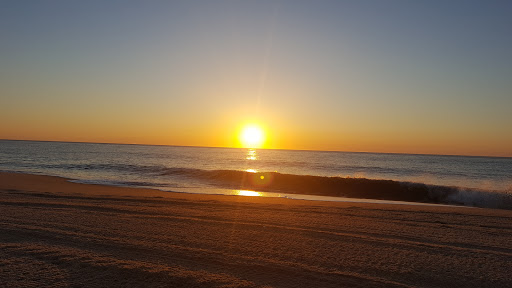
1,140,511,209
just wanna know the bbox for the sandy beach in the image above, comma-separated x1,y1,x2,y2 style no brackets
1,172,511,288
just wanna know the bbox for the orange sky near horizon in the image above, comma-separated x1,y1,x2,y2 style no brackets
1,1,512,158
1,110,511,157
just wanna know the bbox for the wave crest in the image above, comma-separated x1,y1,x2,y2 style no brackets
36,163,512,209
163,169,512,209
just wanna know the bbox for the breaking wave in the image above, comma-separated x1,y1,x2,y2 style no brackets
26,163,512,210
160,168,512,210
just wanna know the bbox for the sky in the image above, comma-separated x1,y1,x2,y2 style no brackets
1,0,511,157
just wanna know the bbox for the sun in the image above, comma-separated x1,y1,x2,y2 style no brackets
240,124,265,148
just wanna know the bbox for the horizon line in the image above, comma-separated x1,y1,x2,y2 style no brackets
1,138,511,159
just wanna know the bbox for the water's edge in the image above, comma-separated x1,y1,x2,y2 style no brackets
6,169,504,210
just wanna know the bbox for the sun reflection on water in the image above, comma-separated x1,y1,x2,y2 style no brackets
236,190,261,197
243,149,266,192
246,149,257,160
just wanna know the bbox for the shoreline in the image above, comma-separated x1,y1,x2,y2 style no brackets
1,171,512,287
4,169,509,210
0,171,473,209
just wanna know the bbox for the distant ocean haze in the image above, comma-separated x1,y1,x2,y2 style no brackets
1,140,511,209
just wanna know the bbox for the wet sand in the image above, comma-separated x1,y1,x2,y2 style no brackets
1,172,511,288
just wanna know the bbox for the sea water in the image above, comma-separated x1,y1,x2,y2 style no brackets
1,140,511,208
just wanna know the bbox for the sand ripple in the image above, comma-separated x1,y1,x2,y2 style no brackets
1,173,512,287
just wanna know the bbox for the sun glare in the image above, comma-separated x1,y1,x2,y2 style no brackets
240,125,265,148
236,190,261,197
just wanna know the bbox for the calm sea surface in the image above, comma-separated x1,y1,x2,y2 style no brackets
1,140,511,207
